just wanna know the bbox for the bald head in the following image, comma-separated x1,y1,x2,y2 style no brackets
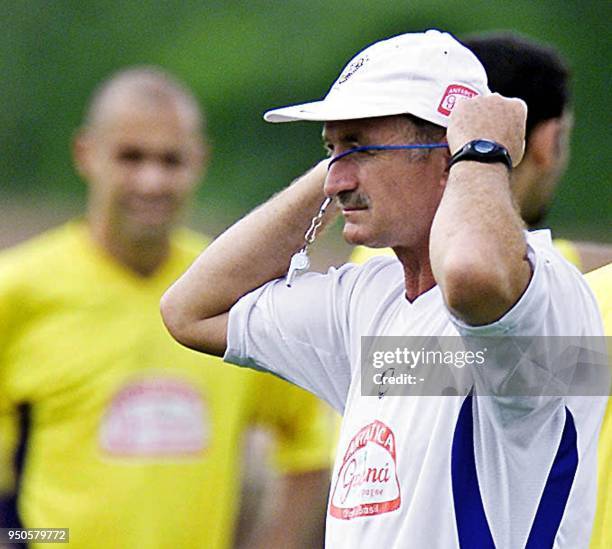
83,66,204,136
74,67,207,264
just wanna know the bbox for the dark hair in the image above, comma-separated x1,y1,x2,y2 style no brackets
402,114,446,144
461,33,570,139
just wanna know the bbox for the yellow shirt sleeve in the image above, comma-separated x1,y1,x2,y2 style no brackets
250,372,335,474
181,229,336,473
586,264,611,549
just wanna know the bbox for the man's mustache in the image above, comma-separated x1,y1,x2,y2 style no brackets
336,191,370,209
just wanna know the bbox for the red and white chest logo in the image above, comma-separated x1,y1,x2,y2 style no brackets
100,377,208,457
330,420,401,520
437,84,479,116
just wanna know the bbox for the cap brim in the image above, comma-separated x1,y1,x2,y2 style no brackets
263,99,411,123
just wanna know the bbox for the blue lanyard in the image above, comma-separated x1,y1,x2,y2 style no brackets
328,143,448,167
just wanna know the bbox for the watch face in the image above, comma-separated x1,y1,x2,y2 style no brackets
473,140,496,153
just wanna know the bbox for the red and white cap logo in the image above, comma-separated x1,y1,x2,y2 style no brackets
330,420,401,520
437,84,479,116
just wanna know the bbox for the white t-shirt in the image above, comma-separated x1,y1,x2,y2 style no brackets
225,231,607,548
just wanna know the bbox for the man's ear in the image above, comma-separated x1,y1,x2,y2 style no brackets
439,144,451,189
195,139,211,180
72,129,94,180
526,118,561,171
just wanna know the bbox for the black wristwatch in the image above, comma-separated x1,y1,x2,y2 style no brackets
448,139,513,171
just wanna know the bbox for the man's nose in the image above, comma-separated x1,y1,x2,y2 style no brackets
324,158,359,197
135,161,169,193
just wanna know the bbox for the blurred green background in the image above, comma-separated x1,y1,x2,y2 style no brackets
1,0,610,246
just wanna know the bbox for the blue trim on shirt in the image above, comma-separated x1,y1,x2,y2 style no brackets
525,408,578,549
452,397,578,548
451,395,496,548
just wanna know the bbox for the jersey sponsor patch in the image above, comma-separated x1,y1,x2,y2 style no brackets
330,420,401,520
100,377,208,456
437,84,479,116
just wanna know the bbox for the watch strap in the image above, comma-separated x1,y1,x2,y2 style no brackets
448,139,513,171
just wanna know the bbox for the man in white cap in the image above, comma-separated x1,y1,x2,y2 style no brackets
162,30,607,548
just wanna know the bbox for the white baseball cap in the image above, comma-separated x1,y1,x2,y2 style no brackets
264,29,490,128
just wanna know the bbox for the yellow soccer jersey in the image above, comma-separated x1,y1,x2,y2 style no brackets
0,222,332,549
587,263,611,549
349,238,583,268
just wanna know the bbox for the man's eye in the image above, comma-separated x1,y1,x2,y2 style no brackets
161,152,183,167
117,149,144,163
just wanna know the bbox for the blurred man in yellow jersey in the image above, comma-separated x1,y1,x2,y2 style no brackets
0,67,331,549
586,263,611,549
350,33,611,271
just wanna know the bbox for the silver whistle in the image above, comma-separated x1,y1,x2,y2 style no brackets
286,249,310,287
285,197,331,288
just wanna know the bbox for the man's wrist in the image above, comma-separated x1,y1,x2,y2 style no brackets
449,139,513,171
447,160,509,179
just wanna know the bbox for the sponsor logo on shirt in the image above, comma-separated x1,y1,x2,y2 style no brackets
437,84,479,116
330,420,401,520
100,377,208,456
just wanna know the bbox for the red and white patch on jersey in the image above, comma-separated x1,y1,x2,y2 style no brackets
437,84,479,116
330,420,401,520
100,377,208,456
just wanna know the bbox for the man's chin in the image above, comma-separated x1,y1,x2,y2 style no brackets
343,224,370,246
343,225,394,250
125,220,174,242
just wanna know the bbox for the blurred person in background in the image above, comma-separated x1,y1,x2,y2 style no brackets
350,32,612,271
0,67,331,549
586,262,612,549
